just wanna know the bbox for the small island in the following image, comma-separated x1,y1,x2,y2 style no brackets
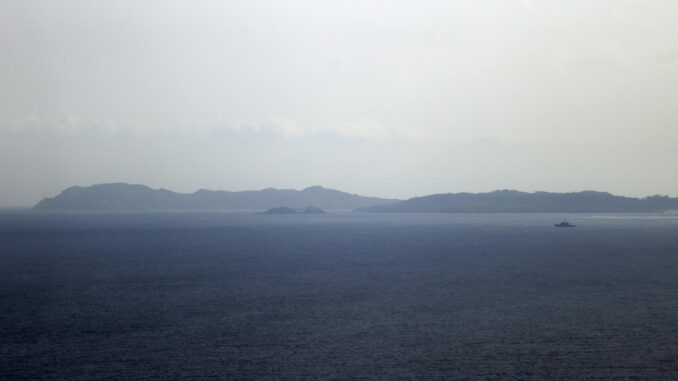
262,206,326,214
262,207,298,214
302,206,326,214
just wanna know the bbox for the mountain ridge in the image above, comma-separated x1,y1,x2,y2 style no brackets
355,189,678,213
34,183,399,211
33,184,678,212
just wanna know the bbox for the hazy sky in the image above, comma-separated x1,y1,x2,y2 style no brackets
2,0,678,206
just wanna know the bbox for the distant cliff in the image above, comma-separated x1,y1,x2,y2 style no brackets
33,183,399,211
355,190,678,213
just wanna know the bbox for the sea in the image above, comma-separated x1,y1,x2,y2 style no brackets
1,211,678,380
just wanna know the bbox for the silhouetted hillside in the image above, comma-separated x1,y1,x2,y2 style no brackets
355,190,678,213
33,183,398,211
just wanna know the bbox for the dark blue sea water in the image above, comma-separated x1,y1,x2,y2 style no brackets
2,211,678,380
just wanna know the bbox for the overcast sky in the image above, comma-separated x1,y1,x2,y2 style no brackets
1,0,678,206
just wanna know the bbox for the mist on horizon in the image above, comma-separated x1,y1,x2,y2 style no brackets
2,1,678,206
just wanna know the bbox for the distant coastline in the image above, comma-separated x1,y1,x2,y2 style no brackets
32,183,397,211
355,190,678,214
31,183,678,213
